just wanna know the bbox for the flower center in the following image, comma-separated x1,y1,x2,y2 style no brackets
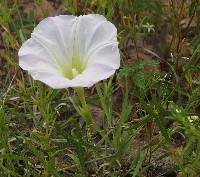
72,68,79,78
62,55,87,80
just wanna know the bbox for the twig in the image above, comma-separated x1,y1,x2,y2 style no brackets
185,0,199,31
58,155,113,172
1,73,16,109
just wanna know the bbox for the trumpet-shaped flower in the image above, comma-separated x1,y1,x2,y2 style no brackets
19,14,120,88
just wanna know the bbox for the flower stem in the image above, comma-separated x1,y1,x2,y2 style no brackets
74,87,94,131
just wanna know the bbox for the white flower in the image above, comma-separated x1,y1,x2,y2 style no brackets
19,14,120,89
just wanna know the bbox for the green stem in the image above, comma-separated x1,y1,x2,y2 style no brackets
75,87,87,107
74,87,94,130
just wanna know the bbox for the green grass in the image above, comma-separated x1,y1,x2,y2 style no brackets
0,0,200,176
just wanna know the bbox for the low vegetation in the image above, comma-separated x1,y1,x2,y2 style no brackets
0,0,200,176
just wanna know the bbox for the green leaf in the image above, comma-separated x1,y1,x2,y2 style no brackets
133,70,145,89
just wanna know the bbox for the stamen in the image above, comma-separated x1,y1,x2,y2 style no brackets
72,68,79,78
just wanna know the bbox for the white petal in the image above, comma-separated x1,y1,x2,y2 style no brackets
32,15,77,65
74,14,117,62
30,71,91,89
19,15,77,79
19,38,60,74
87,42,120,69
78,42,120,85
